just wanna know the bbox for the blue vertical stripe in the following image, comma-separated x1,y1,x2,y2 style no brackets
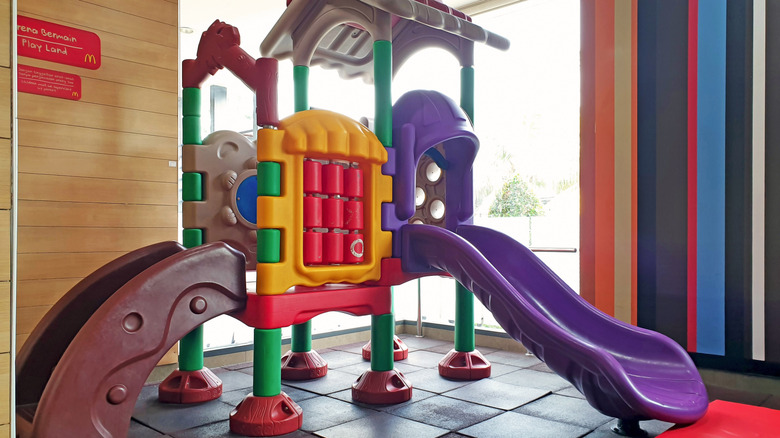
696,1,727,355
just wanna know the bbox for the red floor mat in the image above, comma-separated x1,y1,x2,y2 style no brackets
659,400,780,438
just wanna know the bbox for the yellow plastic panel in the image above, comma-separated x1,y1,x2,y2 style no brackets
255,110,392,295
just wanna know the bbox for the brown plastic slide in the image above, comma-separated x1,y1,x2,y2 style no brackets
16,241,248,438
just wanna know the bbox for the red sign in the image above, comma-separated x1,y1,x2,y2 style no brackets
17,16,101,70
18,64,82,101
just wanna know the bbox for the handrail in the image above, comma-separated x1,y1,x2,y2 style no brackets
529,247,578,253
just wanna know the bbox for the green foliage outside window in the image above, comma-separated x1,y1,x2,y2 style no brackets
488,174,544,217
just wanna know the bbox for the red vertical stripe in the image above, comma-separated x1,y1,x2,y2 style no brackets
580,0,596,305
631,0,639,325
594,0,615,315
687,0,698,352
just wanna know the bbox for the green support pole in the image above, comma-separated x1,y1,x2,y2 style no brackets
179,87,206,371
455,66,478,353
370,40,398,363
373,40,393,147
293,65,309,113
371,314,395,372
460,66,475,124
179,325,204,371
253,329,282,397
454,282,476,351
291,65,312,354
291,320,312,352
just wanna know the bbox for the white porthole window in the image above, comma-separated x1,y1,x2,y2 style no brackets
415,186,426,206
430,199,445,220
426,161,442,182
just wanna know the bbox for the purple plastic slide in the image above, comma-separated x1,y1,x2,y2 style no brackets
401,224,708,424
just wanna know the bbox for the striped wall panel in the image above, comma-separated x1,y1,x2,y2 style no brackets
581,0,776,367
579,0,637,324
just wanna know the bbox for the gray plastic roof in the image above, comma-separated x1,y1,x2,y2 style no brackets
260,0,510,83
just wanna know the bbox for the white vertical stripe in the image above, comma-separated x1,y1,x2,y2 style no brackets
752,0,766,361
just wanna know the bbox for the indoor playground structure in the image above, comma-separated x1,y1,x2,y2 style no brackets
16,0,710,437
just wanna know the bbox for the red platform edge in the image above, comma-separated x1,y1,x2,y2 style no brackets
365,258,448,287
280,350,328,380
361,336,409,361
438,349,492,380
658,400,780,438
235,285,392,329
229,392,303,437
158,368,222,404
352,369,413,405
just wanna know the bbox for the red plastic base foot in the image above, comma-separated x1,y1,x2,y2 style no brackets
280,350,328,380
361,336,409,361
229,392,303,437
438,349,492,380
158,368,222,404
352,369,413,404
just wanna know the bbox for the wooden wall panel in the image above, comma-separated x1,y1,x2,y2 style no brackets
0,69,8,140
20,12,177,70
19,147,177,182
20,56,177,92
19,120,177,160
0,140,7,209
19,174,177,205
16,306,47,339
18,251,126,281
19,227,177,254
0,283,8,353
0,354,7,425
19,0,177,47
17,278,80,308
0,0,7,68
80,79,178,115
0,212,8,282
15,335,28,353
18,95,177,138
16,0,180,372
18,201,178,228
82,0,178,26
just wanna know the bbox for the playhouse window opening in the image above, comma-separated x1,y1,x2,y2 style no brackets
303,158,366,266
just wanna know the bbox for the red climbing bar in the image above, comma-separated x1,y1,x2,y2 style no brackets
322,233,344,264
343,233,365,264
323,198,344,229
343,200,364,230
303,231,323,265
303,196,323,228
344,168,363,198
322,164,344,196
303,160,322,194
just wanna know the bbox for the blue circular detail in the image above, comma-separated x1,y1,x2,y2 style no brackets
236,176,257,225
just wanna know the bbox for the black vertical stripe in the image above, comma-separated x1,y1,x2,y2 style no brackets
637,0,658,332
725,0,753,360
653,0,689,347
636,0,689,346
765,1,780,363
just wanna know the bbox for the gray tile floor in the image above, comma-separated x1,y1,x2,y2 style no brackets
130,335,776,438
